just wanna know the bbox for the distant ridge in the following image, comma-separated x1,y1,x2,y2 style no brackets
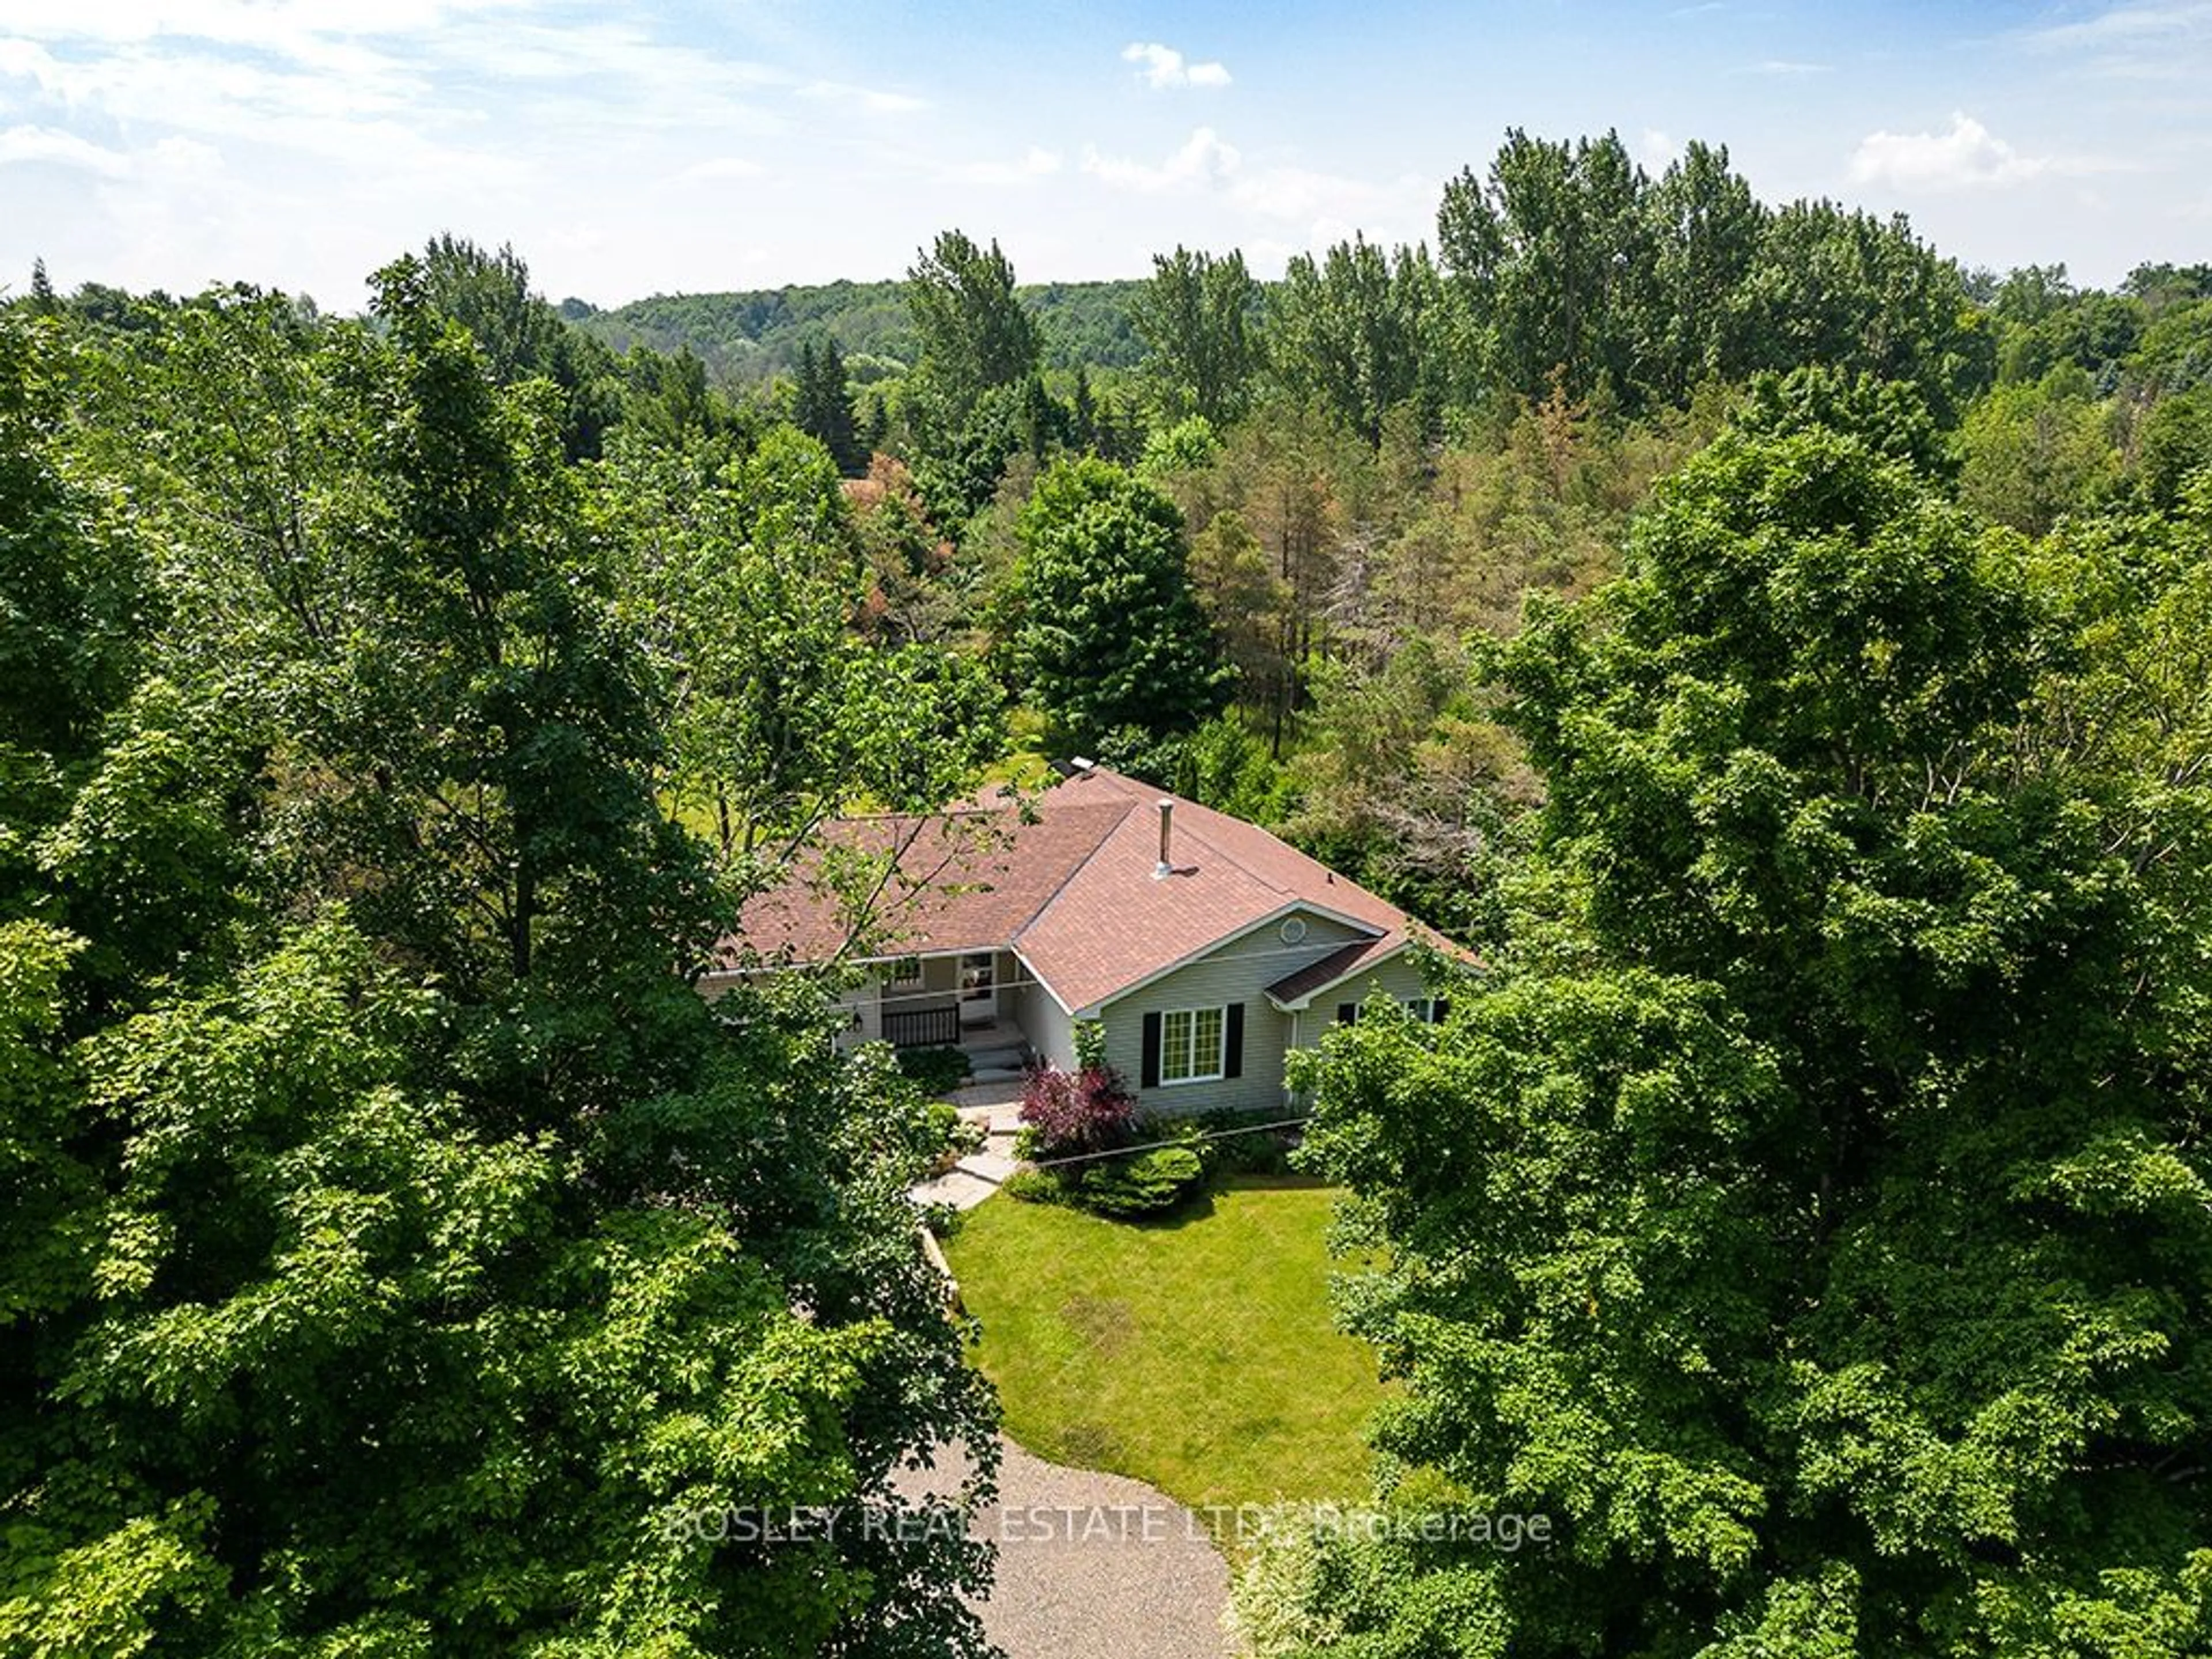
567,278,1147,384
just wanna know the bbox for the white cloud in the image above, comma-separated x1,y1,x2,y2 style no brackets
0,2,798,204
2017,1,2212,85
952,145,1063,186
1227,163,1434,243
793,78,927,114
1122,41,1231,89
0,124,135,176
1078,126,1430,252
0,39,66,95
1752,59,1829,74
147,135,225,180
1227,163,1353,219
1849,112,2052,190
1637,128,1680,170
678,156,765,182
1083,126,1240,192
0,0,533,76
0,124,222,182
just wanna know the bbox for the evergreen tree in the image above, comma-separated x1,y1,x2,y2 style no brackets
1070,364,1099,453
791,335,865,475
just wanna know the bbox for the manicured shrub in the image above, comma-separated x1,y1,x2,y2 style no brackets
1076,1146,1204,1217
1001,1168,1073,1207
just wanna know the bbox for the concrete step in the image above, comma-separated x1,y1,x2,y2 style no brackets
969,1065,1025,1085
963,1047,1028,1072
910,1169,998,1209
909,1149,1022,1211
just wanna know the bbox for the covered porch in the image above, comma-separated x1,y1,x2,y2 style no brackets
864,948,1036,1068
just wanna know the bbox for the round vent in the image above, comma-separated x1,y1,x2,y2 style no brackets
1280,918,1308,945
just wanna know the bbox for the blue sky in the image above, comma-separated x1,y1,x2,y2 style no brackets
1,2,2205,310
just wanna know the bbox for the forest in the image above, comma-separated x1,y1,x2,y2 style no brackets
567,276,1145,384
5,126,2211,1656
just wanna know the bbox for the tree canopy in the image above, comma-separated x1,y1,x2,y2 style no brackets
0,268,1001,1655
1287,423,2212,1656
1005,457,1229,759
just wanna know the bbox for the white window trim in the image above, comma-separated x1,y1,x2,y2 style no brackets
1160,1005,1228,1086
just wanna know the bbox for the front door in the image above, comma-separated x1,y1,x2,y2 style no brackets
959,952,995,1027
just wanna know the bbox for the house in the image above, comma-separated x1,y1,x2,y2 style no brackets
710,760,1474,1113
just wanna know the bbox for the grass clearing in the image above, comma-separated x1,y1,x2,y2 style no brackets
941,1176,1389,1520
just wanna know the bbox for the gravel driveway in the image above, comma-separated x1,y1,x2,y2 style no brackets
900,1437,1232,1657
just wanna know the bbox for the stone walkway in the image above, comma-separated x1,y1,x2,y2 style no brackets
910,1080,1027,1211
900,1437,1232,1658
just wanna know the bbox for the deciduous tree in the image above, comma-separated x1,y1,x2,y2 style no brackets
1132,245,1262,427
1,268,1002,1657
1290,425,2212,1656
1005,457,1228,756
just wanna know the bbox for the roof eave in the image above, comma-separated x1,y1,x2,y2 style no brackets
1073,898,1387,1018
1267,938,1414,1013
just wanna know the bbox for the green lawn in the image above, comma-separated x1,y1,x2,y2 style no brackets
941,1177,1390,1518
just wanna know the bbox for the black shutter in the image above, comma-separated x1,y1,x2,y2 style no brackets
1432,998,1451,1025
1141,1010,1162,1088
1225,1003,1244,1078
1336,1002,1357,1025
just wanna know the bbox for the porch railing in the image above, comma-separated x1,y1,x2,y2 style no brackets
883,1003,960,1049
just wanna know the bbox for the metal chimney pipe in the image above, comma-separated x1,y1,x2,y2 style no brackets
1154,799,1173,878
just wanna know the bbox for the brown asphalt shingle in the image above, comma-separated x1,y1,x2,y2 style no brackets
725,764,1472,1009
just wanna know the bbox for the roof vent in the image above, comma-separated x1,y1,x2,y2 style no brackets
1153,799,1174,879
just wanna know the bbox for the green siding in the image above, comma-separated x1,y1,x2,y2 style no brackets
1099,910,1424,1115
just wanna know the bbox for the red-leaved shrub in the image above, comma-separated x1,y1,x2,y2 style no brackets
1017,1063,1137,1157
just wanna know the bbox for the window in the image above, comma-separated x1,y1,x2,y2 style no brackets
889,957,923,986
1160,1005,1227,1084
1404,997,1451,1025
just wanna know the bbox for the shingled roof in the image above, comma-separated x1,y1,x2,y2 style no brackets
728,763,1469,1014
